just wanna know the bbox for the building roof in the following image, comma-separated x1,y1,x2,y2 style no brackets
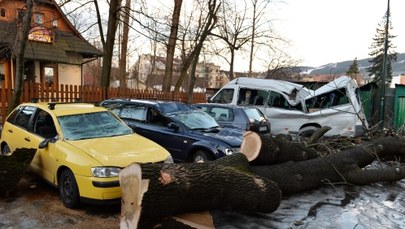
0,21,102,64
0,0,102,63
26,30,102,63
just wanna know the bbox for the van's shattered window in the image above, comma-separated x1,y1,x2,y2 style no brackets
305,88,349,112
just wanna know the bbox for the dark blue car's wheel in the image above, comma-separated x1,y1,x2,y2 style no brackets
59,169,80,208
192,150,213,163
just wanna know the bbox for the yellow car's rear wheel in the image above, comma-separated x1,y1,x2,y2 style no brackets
59,169,80,208
1,143,10,156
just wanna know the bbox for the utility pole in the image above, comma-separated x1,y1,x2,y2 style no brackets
379,0,390,129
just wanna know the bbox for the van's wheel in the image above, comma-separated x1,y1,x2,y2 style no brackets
59,169,80,208
297,126,318,142
1,144,11,155
192,150,213,163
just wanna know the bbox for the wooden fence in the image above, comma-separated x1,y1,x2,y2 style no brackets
0,82,207,125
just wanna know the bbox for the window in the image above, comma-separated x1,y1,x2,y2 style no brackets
52,19,58,27
115,105,147,121
34,13,43,24
41,64,58,87
13,106,36,130
34,110,57,139
305,88,349,112
210,107,233,121
238,88,269,105
1,8,6,17
211,88,234,104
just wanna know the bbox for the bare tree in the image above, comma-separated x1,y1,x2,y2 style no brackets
8,0,33,113
248,0,273,77
118,0,131,89
100,0,122,88
211,0,252,81
162,0,182,92
174,0,220,95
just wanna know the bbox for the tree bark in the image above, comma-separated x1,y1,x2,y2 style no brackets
9,0,33,113
118,0,131,89
163,0,182,92
120,154,281,229
0,148,36,195
250,134,405,195
120,132,405,228
100,0,122,88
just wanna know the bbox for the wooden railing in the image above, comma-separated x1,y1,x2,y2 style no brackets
0,82,207,125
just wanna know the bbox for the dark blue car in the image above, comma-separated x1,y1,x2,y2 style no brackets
100,99,243,162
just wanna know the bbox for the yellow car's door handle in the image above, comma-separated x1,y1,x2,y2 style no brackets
24,137,30,142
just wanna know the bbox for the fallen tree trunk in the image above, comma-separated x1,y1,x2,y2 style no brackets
120,156,281,228
0,148,36,195
249,135,405,195
120,132,405,228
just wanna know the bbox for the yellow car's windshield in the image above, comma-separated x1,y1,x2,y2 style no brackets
58,111,133,140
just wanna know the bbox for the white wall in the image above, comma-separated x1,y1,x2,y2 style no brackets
58,64,81,85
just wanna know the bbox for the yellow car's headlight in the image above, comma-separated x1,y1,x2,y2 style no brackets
164,155,174,163
91,167,121,178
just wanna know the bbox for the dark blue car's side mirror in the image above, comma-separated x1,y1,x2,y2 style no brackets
168,122,179,130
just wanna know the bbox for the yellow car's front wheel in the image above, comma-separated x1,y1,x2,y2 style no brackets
59,169,80,208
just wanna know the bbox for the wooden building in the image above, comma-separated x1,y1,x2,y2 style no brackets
0,0,102,89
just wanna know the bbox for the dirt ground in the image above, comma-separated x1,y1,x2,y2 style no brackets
0,171,121,229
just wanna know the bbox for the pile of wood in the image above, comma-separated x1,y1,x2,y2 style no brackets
119,131,405,228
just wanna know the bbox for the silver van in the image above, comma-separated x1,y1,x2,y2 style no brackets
209,76,368,139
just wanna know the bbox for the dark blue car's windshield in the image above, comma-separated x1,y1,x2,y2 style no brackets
58,111,133,140
170,111,219,130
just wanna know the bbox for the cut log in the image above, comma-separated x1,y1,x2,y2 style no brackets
247,132,318,165
0,148,36,195
119,163,149,229
120,154,281,229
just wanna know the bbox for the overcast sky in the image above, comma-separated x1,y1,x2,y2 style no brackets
272,0,404,67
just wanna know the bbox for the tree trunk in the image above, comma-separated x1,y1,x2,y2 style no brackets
120,154,281,228
0,148,36,195
163,0,182,92
118,0,131,89
9,0,33,113
100,0,122,88
120,132,405,228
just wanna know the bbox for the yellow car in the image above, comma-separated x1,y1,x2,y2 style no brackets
0,102,172,208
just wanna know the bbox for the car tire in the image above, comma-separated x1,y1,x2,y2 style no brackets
59,169,80,208
1,144,11,156
192,150,213,163
297,126,319,142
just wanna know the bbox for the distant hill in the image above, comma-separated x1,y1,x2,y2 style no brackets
303,53,405,78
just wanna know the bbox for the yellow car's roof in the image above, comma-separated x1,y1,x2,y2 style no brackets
22,102,107,116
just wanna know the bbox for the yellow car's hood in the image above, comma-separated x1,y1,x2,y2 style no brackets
66,134,170,167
